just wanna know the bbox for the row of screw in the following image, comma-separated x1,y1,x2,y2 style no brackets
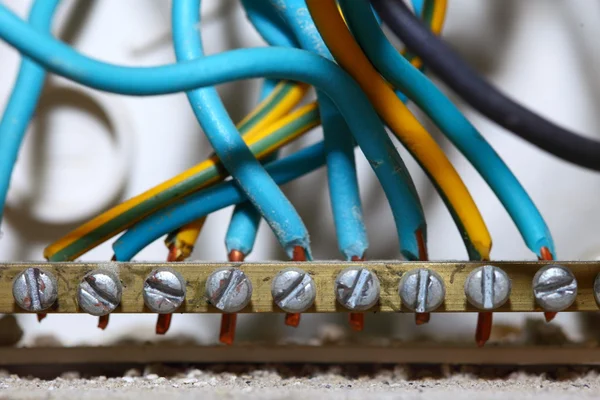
11,264,582,315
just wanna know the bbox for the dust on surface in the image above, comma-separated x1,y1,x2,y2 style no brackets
1,364,600,400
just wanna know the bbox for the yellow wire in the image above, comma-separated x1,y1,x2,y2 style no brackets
166,217,207,261
44,102,319,260
308,0,491,259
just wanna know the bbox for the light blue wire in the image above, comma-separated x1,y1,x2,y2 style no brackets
0,3,425,259
172,0,311,259
340,0,555,256
114,143,326,261
271,0,369,260
0,0,59,225
225,80,278,257
240,0,298,48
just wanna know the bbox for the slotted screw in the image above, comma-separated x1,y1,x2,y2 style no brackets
532,264,577,312
206,267,253,313
12,267,58,312
271,267,316,313
334,267,380,311
464,265,511,310
143,267,186,313
78,269,122,316
399,268,445,312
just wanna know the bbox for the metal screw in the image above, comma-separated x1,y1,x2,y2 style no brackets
399,268,445,312
594,273,600,307
271,267,316,313
143,267,186,313
12,267,58,312
206,267,253,313
464,265,511,310
334,267,380,311
532,264,577,312
78,269,122,316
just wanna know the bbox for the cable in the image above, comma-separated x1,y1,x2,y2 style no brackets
308,0,491,260
0,4,426,261
0,0,59,225
172,0,312,259
45,102,319,261
113,142,326,261
339,0,554,258
272,0,368,260
240,0,298,48
373,0,600,171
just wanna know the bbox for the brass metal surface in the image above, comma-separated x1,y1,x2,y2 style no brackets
0,261,598,313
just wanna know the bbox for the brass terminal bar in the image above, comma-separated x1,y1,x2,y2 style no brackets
0,261,598,313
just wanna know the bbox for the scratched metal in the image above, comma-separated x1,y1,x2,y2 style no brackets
0,261,598,313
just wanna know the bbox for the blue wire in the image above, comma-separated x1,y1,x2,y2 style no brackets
272,0,369,260
339,0,555,256
225,80,278,257
0,0,59,225
0,3,425,259
114,143,326,261
172,0,311,259
240,0,298,48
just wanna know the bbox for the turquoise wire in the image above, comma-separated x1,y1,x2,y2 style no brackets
114,143,326,261
0,3,425,259
240,0,298,48
225,80,278,257
340,0,555,256
172,0,312,259
271,0,370,260
0,0,60,224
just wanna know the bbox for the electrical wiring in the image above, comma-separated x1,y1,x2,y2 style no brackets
339,0,554,258
307,0,491,261
44,102,319,261
240,0,298,48
271,0,368,260
172,0,311,259
0,3,427,262
372,0,600,171
0,0,59,225
113,142,326,261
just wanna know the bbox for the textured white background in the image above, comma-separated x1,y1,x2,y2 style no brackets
0,0,598,345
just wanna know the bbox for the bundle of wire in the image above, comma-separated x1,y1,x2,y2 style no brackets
0,0,574,345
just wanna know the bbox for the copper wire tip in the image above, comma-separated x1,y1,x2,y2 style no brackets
219,313,237,345
228,250,245,262
98,315,109,330
36,313,47,323
415,228,428,262
110,254,116,261
349,313,364,331
544,312,558,323
415,312,430,325
156,314,172,335
351,255,365,262
539,247,554,261
166,244,179,262
285,313,301,327
475,312,493,347
292,246,307,262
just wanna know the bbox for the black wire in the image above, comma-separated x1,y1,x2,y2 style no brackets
372,0,600,170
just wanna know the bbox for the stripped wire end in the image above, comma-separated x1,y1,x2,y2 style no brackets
37,313,47,323
284,246,308,327
415,312,430,325
475,311,493,347
166,244,180,262
98,315,109,330
538,246,557,322
156,314,172,335
218,250,246,345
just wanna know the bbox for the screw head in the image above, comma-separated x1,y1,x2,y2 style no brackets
532,264,577,312
399,268,445,313
464,265,511,310
12,267,58,312
206,267,253,313
78,269,122,316
271,267,316,313
334,267,380,311
143,267,186,313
